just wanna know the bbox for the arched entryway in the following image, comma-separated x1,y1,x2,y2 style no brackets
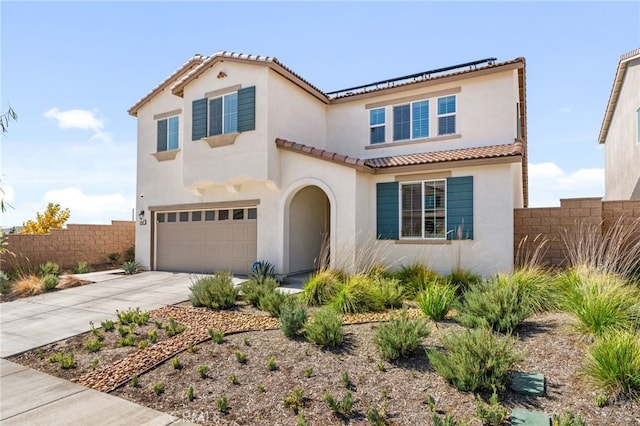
288,185,330,274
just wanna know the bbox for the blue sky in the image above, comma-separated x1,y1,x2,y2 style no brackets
1,1,638,227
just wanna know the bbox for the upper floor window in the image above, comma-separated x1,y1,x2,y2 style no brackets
393,100,429,142
401,179,446,239
370,108,385,144
157,116,179,152
209,92,238,136
437,95,456,135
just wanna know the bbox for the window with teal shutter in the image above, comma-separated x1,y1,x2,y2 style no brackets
446,176,473,240
192,98,208,140
237,86,256,132
157,119,167,152
192,86,256,140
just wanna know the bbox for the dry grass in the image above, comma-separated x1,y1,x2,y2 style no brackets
12,274,45,296
57,275,90,289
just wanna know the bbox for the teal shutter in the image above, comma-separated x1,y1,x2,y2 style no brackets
376,182,399,240
157,119,167,151
192,98,207,140
446,176,473,240
209,98,223,136
237,86,256,132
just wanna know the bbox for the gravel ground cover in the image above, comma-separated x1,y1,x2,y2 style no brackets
9,304,640,425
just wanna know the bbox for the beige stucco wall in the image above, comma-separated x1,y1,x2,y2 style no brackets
604,57,640,200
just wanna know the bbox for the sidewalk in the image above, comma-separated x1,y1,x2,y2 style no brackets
0,270,199,425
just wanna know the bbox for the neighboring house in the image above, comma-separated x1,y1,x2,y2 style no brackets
129,51,527,277
599,48,640,200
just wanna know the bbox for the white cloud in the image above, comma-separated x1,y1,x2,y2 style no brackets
558,106,572,113
44,107,104,132
42,188,133,223
528,162,604,207
89,131,114,145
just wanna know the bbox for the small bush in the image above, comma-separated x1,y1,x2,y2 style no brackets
148,329,158,343
229,374,239,385
428,327,522,392
475,389,507,426
119,334,137,347
372,277,405,308
395,262,440,299
552,411,587,426
0,271,12,294
138,339,149,350
330,274,383,314
417,281,457,322
171,357,182,369
280,299,308,338
216,396,229,413
266,357,277,371
164,317,185,337
130,375,139,387
234,350,247,364
73,261,92,274
197,365,209,378
186,385,194,401
324,390,354,418
101,319,115,332
259,289,288,317
107,252,121,265
250,260,276,284
305,307,343,348
49,351,75,369
582,329,640,399
455,276,530,333
365,407,390,426
121,261,142,275
208,328,225,343
189,272,238,309
152,382,165,395
116,307,150,325
443,268,481,295
511,267,559,313
240,277,278,307
41,274,59,291
12,275,44,296
374,309,430,360
125,246,135,261
38,261,60,277
304,368,313,378
83,338,102,353
299,270,341,306
284,387,306,414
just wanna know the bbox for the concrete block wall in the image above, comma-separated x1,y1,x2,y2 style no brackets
514,198,640,268
1,221,135,272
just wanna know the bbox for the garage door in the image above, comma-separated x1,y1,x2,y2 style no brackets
155,207,257,274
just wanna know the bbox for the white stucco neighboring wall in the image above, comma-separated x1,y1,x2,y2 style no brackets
604,57,640,200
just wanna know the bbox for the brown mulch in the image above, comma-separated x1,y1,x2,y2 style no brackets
8,307,640,425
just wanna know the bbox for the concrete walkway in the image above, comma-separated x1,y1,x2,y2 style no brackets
0,270,200,425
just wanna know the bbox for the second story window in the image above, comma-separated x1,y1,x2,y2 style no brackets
392,100,429,142
370,108,385,144
157,116,179,152
438,95,456,135
209,92,238,136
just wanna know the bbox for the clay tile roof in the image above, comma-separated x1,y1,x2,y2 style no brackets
275,138,523,173
364,142,523,169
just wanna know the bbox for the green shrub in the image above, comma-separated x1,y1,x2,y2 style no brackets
0,271,12,294
250,260,275,284
189,272,238,309
116,307,150,325
234,350,247,364
217,395,229,413
130,375,139,387
558,269,640,336
72,261,91,274
323,390,353,417
38,261,60,277
41,274,59,291
372,277,405,308
197,365,209,378
152,382,164,395
137,339,149,350
101,319,115,332
330,274,383,314
164,317,185,337
280,299,308,338
171,357,182,369
108,252,121,265
284,387,306,414
125,246,135,261
83,338,102,353
582,329,640,400
475,389,507,426
552,411,587,426
118,334,137,347
266,357,277,371
455,276,530,333
259,289,288,317
395,262,440,299
365,407,390,426
305,307,343,347
208,328,225,343
374,309,430,360
49,351,75,369
428,327,522,392
186,385,194,401
229,374,239,385
510,267,559,313
148,329,158,343
443,268,481,295
240,277,278,307
121,260,142,275
299,270,341,306
417,281,457,322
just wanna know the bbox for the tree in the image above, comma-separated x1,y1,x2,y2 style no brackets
20,203,71,234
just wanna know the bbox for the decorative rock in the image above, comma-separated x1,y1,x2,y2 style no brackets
511,371,545,396
511,408,550,426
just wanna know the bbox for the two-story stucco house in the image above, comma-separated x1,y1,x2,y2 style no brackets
599,48,640,200
129,51,527,277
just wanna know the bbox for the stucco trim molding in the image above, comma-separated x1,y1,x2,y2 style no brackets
202,132,240,148
149,199,260,212
395,239,452,245
365,134,462,150
152,149,181,162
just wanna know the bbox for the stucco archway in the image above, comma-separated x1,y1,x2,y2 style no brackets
287,185,331,274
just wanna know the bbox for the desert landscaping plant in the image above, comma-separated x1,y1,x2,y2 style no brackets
164,317,185,337
266,357,277,371
116,307,150,325
234,350,247,364
152,382,165,395
372,277,405,308
100,319,115,332
83,338,103,353
72,261,92,274
121,260,142,275
37,261,60,277
280,299,308,338
189,272,238,309
475,389,507,426
41,274,59,291
284,387,306,414
239,277,279,307
250,260,276,284
299,270,341,306
374,310,431,360
217,396,229,413
324,390,354,418
428,327,522,392
197,365,208,379
107,252,121,265
330,274,383,314
417,281,457,322
305,307,343,348
259,288,288,317
395,262,440,299
208,328,225,343
552,411,587,426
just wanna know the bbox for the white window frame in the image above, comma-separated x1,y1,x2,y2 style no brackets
370,108,386,144
392,99,430,142
437,95,456,136
399,179,447,240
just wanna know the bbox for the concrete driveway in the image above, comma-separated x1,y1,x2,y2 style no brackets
0,270,201,425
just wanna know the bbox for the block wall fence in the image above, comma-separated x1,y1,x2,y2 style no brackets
1,221,135,271
514,198,640,268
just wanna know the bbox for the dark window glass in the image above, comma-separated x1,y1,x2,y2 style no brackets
205,211,215,221
219,210,229,221
179,212,189,222
233,209,244,220
248,208,257,219
167,212,176,222
157,213,165,223
192,211,202,221
393,104,410,141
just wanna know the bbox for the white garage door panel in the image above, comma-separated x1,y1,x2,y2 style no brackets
156,208,257,274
